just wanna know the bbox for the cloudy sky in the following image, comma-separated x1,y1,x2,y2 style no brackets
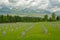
0,0,60,14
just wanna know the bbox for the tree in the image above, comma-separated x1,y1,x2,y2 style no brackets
51,12,56,21
0,15,4,23
56,16,60,21
44,14,48,21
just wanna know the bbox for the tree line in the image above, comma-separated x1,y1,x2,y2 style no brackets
0,12,60,23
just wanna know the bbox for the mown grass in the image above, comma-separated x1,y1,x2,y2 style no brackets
0,22,60,40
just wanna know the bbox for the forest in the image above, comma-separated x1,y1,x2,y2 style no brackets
0,12,60,23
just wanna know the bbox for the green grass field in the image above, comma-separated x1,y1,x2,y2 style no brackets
0,22,60,40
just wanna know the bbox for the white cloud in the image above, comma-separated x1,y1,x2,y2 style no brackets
0,0,49,7
0,0,60,13
50,6,60,12
58,0,60,2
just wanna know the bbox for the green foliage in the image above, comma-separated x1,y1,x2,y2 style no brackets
44,14,48,21
56,16,60,21
0,13,60,23
51,12,56,21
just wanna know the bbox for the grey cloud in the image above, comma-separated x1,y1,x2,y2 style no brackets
0,0,60,15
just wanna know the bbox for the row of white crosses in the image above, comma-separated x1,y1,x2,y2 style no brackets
2,23,19,36
21,23,36,38
3,30,6,36
2,23,33,36
47,22,60,28
41,24,48,34
56,23,60,30
49,23,55,27
2,25,13,36
3,25,12,36
49,23,60,30
47,22,56,28
0,24,9,34
2,23,18,36
0,23,33,30
20,23,29,28
10,27,14,32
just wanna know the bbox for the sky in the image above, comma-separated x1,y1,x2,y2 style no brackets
0,0,60,14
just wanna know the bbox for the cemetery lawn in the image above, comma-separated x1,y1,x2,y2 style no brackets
0,22,60,40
